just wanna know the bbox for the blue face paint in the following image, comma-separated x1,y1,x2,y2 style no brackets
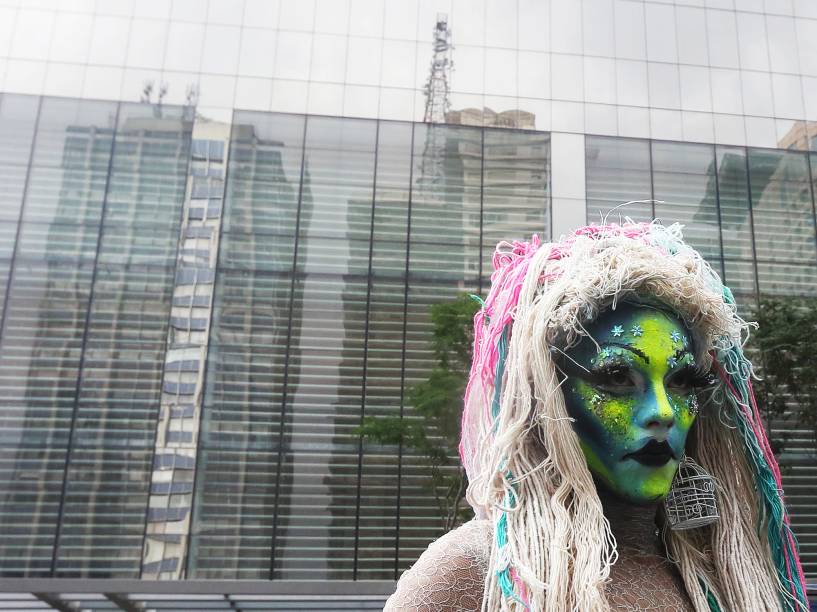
561,304,705,503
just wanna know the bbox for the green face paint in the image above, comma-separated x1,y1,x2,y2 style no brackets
561,303,706,504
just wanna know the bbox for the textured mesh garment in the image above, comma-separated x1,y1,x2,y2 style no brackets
384,519,492,611
383,519,695,611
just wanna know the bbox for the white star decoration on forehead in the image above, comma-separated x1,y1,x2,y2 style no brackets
611,325,624,337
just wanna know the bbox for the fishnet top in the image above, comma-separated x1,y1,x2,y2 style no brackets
384,519,492,612
383,519,695,611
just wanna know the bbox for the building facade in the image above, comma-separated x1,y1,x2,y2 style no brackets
0,0,815,609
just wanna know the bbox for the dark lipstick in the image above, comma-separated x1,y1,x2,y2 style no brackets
623,439,675,467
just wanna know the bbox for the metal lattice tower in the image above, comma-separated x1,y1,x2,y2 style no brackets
423,13,453,124
420,14,453,193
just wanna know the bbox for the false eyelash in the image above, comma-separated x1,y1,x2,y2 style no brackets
674,363,717,389
585,360,632,385
589,357,631,375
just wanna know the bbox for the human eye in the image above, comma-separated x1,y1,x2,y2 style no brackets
589,362,637,394
667,364,716,392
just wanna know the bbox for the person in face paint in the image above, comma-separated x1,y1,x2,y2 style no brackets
560,302,708,504
544,302,712,609
556,302,716,609
385,224,809,612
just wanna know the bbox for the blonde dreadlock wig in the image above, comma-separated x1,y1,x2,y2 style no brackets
459,222,808,611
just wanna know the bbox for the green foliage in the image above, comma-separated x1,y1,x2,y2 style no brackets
356,293,480,532
749,296,817,453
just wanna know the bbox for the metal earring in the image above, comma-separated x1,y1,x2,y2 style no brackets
664,455,719,530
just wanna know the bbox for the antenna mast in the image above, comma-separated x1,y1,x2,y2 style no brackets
420,14,453,194
423,14,453,123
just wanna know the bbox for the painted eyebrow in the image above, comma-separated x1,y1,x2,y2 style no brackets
603,342,650,364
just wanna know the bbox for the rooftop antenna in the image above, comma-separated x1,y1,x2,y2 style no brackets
140,80,169,117
140,80,154,103
423,13,453,124
419,14,453,193
184,83,200,121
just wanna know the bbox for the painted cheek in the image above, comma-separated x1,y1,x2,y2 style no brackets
573,380,635,439
668,391,696,431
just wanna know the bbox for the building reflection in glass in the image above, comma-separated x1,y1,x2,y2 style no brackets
0,95,191,577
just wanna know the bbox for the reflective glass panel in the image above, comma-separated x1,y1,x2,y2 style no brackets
585,136,653,222
277,116,377,579
191,112,306,579
410,124,482,279
0,103,555,581
652,141,721,263
55,101,191,577
481,129,550,276
356,122,413,580
715,146,757,297
749,149,816,265
0,96,116,577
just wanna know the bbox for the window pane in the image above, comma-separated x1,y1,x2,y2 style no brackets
0,94,39,221
756,261,817,296
356,122,413,580
190,112,305,579
645,3,677,63
276,116,378,580
707,9,740,69
482,129,550,275
614,0,646,60
737,12,770,71
54,102,191,578
676,6,709,65
715,146,756,295
585,136,653,222
0,94,40,329
749,149,815,264
397,279,477,574
582,0,614,56
0,96,116,577
410,124,482,279
766,15,799,74
652,141,721,262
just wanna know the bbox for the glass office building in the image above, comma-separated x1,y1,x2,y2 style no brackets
0,0,815,608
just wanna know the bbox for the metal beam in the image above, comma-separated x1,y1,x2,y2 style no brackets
104,592,142,612
33,593,75,612
1,579,397,597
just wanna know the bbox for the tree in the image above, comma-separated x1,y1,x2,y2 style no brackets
357,293,479,533
749,296,817,453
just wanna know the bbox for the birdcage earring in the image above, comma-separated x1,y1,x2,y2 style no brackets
663,455,719,530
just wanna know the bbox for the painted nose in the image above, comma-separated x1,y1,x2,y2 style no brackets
637,384,675,440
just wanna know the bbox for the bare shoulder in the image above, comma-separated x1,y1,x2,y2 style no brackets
383,519,493,612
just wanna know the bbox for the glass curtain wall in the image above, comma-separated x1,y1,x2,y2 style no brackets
190,113,551,581
586,136,817,305
190,113,305,579
585,135,817,579
0,94,192,577
0,98,550,580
